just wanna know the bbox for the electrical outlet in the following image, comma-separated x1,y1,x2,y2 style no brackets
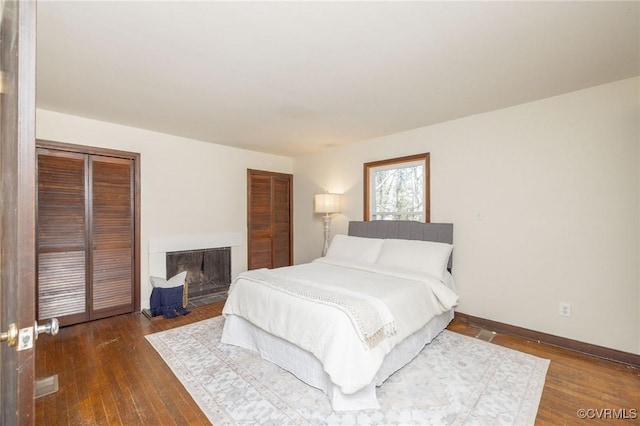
559,302,571,317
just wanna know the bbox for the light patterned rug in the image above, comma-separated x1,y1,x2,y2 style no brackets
146,316,549,425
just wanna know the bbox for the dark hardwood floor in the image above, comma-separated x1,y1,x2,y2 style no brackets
35,301,640,425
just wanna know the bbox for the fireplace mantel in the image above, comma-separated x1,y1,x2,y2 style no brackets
149,232,242,254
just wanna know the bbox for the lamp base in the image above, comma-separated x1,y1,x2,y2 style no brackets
322,214,332,256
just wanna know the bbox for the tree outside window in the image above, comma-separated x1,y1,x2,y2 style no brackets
364,153,430,222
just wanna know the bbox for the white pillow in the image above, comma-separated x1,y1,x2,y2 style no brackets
325,234,384,264
376,239,453,281
150,271,187,289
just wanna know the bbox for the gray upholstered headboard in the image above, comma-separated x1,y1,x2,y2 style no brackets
348,220,454,270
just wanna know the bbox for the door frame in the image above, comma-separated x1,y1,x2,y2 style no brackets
0,1,37,423
246,169,293,270
36,139,142,316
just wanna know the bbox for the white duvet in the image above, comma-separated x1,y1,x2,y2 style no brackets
221,257,458,395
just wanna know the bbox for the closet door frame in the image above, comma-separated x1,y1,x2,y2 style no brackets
247,169,293,270
36,139,141,314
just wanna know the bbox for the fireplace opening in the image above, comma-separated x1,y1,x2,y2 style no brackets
166,247,231,300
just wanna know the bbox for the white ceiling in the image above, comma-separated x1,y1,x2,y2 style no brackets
36,1,639,157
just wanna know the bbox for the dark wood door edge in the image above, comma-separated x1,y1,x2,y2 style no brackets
453,311,640,369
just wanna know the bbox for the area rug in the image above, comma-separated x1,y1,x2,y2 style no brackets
146,316,549,425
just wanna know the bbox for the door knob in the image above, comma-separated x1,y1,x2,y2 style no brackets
0,323,18,347
34,318,59,340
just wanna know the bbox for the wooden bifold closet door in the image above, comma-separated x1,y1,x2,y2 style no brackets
37,145,138,326
247,169,293,270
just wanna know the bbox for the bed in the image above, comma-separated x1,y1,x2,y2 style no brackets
221,220,457,411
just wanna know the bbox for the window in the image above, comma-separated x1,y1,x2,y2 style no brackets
364,153,430,222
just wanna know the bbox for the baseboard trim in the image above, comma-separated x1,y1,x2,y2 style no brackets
453,312,640,369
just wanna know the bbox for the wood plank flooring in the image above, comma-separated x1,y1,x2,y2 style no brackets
35,302,640,425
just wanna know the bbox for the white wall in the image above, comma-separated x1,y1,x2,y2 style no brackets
293,77,640,355
36,109,293,310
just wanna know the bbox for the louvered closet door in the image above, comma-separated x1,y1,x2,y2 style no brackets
247,169,293,270
272,176,292,268
90,156,134,320
37,149,89,325
37,149,135,326
248,173,274,270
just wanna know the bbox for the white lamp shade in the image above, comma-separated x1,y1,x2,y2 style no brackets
314,193,342,214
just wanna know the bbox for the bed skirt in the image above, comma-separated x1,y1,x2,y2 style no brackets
220,309,454,411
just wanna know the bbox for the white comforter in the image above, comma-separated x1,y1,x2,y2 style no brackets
222,257,458,395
